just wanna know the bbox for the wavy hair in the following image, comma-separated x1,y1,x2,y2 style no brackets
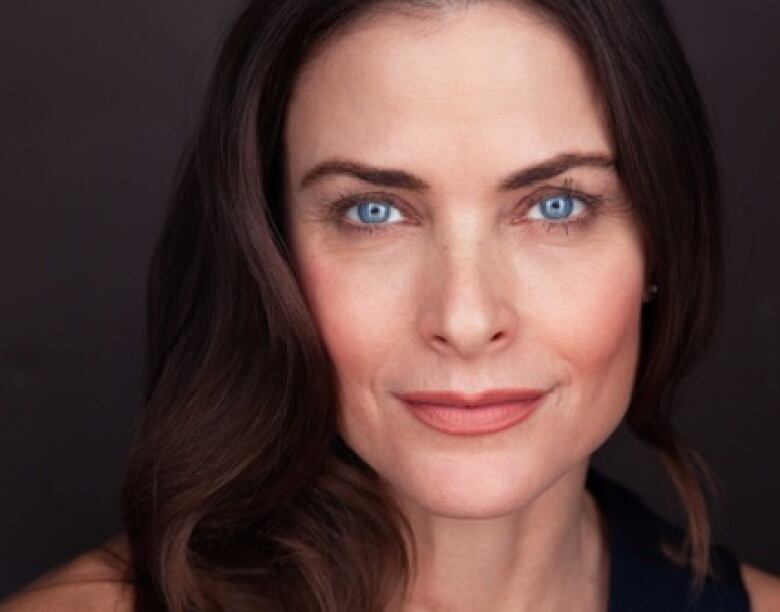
119,0,723,610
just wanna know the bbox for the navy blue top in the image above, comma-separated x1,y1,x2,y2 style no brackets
585,468,751,611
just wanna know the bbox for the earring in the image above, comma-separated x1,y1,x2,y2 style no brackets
643,283,659,303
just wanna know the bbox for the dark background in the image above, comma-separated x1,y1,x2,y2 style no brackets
1,0,778,599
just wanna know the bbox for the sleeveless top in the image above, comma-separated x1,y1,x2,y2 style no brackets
585,468,751,611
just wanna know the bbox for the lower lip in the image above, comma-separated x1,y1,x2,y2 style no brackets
402,396,545,436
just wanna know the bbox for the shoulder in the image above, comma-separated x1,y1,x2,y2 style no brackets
740,561,780,612
0,534,135,612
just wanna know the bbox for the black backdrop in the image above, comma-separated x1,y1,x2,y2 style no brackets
1,0,778,598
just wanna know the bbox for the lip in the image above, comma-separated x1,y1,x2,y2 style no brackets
397,388,548,436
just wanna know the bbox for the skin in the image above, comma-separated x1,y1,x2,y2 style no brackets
3,3,780,612
285,2,637,610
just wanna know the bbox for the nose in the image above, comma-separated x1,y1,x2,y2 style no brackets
418,231,517,360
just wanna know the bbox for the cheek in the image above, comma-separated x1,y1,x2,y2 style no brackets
555,256,642,378
529,234,645,451
293,250,410,460
292,241,407,389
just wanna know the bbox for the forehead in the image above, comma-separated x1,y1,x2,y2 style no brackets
285,2,611,188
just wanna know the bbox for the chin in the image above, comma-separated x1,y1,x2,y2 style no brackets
383,445,579,519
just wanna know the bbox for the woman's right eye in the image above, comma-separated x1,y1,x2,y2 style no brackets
333,197,407,235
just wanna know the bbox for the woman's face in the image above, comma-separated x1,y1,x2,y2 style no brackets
284,2,645,517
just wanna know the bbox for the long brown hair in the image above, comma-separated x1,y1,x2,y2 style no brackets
120,0,723,610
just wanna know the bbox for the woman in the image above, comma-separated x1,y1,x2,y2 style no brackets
2,0,778,610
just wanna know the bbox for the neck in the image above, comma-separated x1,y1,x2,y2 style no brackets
389,462,609,612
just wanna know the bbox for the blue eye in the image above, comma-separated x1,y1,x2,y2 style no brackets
528,193,585,222
345,200,404,226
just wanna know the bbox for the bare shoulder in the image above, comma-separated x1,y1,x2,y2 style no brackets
0,534,135,612
740,561,780,612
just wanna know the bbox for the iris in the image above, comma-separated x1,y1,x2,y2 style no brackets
540,195,574,220
356,201,392,224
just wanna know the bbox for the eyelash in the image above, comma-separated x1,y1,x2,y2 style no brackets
325,178,605,237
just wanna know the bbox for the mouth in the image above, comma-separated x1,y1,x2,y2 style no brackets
397,388,548,436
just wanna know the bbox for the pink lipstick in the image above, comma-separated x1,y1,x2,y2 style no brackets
397,388,547,436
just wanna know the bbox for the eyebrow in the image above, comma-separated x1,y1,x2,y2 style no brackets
299,152,615,192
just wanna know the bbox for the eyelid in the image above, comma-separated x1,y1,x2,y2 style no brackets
519,183,599,214
516,179,606,220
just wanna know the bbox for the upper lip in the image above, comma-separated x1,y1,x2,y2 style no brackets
398,388,547,408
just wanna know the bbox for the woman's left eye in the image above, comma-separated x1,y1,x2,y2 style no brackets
527,193,587,222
